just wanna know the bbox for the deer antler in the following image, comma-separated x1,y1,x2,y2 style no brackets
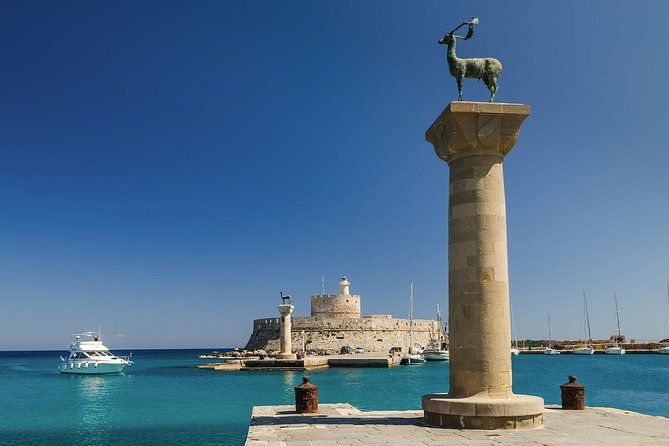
450,17,479,40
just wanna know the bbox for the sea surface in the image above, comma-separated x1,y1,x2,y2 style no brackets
1,349,668,445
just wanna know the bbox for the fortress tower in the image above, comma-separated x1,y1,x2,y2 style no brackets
310,276,361,319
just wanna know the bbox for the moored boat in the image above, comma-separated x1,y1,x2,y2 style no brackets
423,304,449,361
544,314,561,355
400,282,425,365
605,291,626,355
574,289,595,355
59,331,132,374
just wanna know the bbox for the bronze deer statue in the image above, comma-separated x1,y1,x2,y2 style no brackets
439,18,502,102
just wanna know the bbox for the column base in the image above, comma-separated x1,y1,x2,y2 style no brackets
422,393,544,430
276,353,297,360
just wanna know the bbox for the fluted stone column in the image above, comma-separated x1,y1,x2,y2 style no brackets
422,102,544,430
277,304,297,360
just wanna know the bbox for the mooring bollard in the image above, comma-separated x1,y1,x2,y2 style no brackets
295,376,319,414
560,375,585,410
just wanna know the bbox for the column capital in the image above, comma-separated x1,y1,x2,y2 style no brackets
277,304,295,317
426,102,530,164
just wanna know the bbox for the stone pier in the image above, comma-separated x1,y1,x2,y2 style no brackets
421,102,544,429
277,304,297,360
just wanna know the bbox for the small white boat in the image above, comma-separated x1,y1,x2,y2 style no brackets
605,291,625,355
574,347,595,355
401,353,427,364
605,346,625,355
423,348,449,361
59,331,132,374
511,348,520,356
574,289,595,355
543,314,560,355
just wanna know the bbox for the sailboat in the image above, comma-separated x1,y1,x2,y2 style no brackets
574,289,595,355
605,291,626,355
544,313,560,355
659,282,669,354
423,304,449,361
401,282,426,365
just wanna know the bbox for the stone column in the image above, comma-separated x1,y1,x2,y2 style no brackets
277,304,297,360
422,102,544,429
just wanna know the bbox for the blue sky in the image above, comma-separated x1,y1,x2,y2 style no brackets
1,1,668,349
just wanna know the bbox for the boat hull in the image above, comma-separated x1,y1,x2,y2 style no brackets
423,349,449,361
574,348,594,355
605,347,625,355
59,361,128,374
401,355,426,364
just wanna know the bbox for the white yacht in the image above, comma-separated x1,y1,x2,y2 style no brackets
59,331,132,374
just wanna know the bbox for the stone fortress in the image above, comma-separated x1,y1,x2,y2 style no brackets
244,277,439,355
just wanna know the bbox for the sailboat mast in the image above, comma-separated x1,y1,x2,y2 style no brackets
436,304,442,341
665,281,669,337
614,291,622,343
583,289,593,345
547,313,552,348
409,282,414,350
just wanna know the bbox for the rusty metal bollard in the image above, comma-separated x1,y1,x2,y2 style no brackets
560,375,585,410
295,375,319,414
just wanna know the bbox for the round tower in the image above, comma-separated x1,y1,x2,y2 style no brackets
310,276,361,319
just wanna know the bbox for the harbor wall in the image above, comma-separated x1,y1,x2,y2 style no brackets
244,315,438,354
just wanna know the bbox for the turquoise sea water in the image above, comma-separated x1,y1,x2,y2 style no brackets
1,350,669,445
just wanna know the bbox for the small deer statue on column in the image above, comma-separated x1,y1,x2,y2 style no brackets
439,17,502,102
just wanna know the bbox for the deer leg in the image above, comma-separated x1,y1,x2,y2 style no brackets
456,76,464,101
489,77,498,103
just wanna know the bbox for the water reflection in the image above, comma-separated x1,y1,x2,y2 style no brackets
281,371,298,402
70,374,130,444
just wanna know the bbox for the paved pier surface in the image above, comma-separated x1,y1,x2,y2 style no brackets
245,403,669,445
199,352,401,371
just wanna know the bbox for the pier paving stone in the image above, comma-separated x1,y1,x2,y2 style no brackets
246,404,669,446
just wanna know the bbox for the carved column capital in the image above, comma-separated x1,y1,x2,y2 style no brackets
426,102,530,164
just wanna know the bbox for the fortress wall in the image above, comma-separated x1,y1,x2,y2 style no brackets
310,295,361,319
244,316,437,354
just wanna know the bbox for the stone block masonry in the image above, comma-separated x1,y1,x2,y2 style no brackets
245,316,437,354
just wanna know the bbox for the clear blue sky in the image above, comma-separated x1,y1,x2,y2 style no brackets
1,1,668,350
